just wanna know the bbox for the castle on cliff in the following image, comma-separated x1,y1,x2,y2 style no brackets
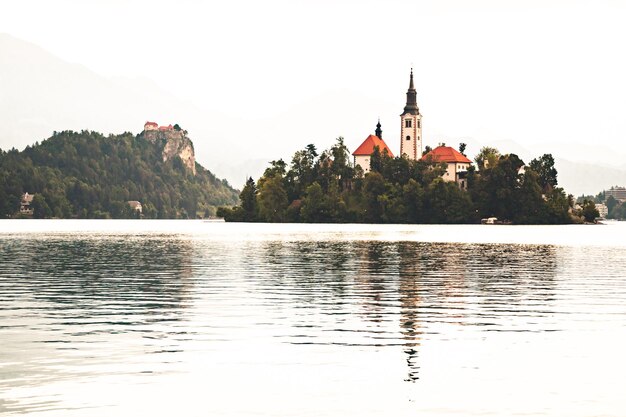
142,121,196,175
144,121,174,132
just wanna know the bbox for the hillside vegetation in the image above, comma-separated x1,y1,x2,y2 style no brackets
0,130,238,218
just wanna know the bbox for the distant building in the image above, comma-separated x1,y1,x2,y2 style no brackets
421,146,472,189
127,201,143,214
596,203,608,218
20,192,34,215
144,121,158,131
605,187,626,202
352,121,394,173
144,121,174,132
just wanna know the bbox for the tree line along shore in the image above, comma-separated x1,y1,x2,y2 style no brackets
218,139,599,224
1,130,602,223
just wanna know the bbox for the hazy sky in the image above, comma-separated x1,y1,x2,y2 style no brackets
3,0,626,158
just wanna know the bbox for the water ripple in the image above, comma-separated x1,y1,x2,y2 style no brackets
1,225,626,416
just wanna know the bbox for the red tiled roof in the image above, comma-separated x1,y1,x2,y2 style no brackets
352,135,394,157
421,146,471,163
144,121,158,127
159,124,173,131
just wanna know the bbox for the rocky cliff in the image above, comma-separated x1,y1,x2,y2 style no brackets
143,129,196,175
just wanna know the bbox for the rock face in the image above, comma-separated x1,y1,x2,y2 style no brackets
143,129,196,175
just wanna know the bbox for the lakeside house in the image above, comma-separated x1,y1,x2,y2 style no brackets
20,193,34,216
127,201,143,215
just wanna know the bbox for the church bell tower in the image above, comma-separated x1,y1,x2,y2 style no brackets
400,69,422,160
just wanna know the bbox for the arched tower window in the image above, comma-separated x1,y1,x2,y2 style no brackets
405,119,412,128
406,135,411,141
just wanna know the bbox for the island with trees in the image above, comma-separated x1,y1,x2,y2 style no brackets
218,138,588,224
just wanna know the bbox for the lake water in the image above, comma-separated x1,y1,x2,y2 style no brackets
1,220,626,416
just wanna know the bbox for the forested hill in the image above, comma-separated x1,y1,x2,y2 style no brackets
0,130,239,218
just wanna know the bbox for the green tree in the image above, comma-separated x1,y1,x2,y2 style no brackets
369,146,383,173
301,182,329,222
362,172,386,222
471,154,524,220
257,174,288,222
529,154,558,192
425,179,473,223
31,194,52,219
403,179,425,223
606,195,618,216
474,146,501,170
514,169,547,224
239,177,259,221
262,159,287,178
581,199,599,223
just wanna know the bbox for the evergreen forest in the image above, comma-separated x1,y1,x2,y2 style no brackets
0,130,238,218
218,139,577,224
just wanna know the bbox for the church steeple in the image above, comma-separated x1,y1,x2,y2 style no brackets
375,119,382,138
403,68,420,116
400,68,423,160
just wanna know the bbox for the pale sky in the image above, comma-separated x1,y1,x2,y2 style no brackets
2,0,626,177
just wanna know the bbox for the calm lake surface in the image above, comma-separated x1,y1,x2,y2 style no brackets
1,220,626,416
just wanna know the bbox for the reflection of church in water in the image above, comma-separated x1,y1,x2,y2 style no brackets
355,243,424,382
398,244,423,382
357,243,479,383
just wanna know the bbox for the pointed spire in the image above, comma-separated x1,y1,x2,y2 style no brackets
375,119,382,139
403,68,419,115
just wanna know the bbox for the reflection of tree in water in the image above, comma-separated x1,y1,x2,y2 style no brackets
353,242,397,324
255,240,356,303
3,236,194,321
464,244,558,328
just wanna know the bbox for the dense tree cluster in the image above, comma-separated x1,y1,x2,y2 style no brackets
606,197,626,220
0,130,238,218
218,139,573,224
581,188,626,220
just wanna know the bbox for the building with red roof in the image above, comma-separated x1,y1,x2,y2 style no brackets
352,121,394,173
421,145,472,188
144,122,175,132
144,121,158,131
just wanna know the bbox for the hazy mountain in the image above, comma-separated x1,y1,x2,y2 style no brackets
0,34,385,188
0,34,189,145
1,33,624,196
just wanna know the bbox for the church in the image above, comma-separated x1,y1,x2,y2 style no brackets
352,70,471,186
